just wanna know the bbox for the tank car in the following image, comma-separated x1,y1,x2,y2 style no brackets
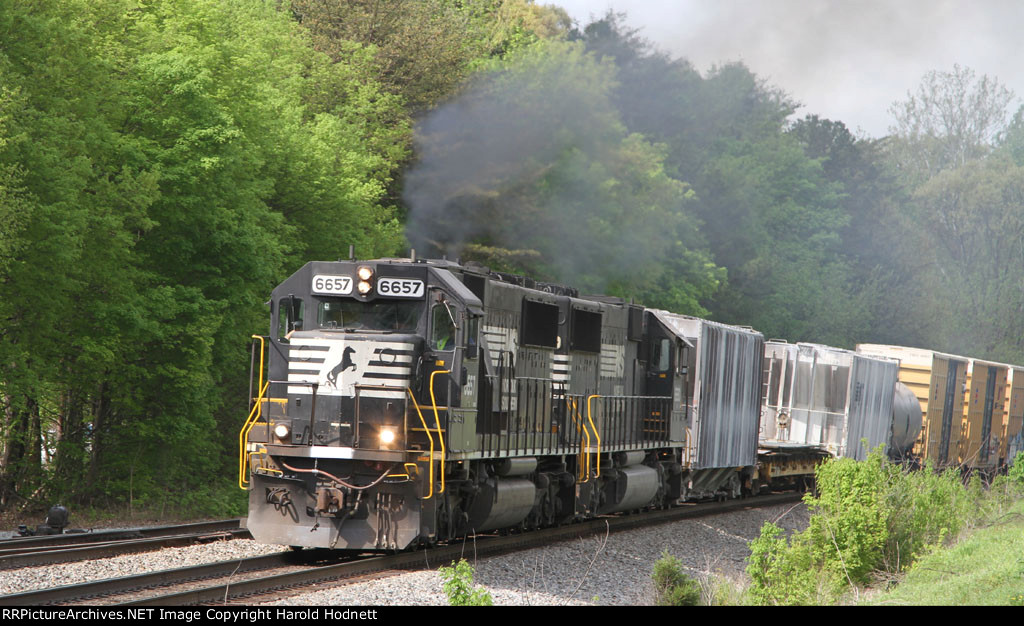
240,258,765,551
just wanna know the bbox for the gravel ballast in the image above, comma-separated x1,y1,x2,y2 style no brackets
0,539,284,596
0,501,808,604
270,501,809,606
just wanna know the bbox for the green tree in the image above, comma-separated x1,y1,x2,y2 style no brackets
0,0,406,512
888,64,1014,183
789,116,923,347
0,0,157,506
879,66,1024,362
907,155,1024,360
290,0,570,113
573,14,867,342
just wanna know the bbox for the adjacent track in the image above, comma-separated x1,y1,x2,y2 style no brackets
0,519,248,570
0,551,333,606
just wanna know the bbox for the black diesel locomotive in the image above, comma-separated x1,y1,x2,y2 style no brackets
241,257,913,551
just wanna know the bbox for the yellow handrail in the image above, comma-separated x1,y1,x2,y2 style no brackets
406,387,436,500
567,398,591,482
429,369,450,494
587,395,603,478
239,336,267,489
565,399,579,479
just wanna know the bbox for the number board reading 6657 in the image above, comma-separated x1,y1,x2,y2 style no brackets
311,274,353,295
377,277,424,298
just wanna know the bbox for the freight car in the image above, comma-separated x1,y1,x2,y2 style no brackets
857,345,968,469
239,257,918,551
1000,365,1024,466
760,342,921,461
857,344,1024,476
960,359,1007,473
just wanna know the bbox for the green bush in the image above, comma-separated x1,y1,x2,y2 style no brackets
804,453,888,584
882,461,971,571
746,522,840,605
1009,451,1024,485
651,551,701,606
745,447,990,604
439,559,494,606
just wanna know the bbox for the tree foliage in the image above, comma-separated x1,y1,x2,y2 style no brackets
0,0,404,512
568,14,869,342
747,451,977,605
885,65,1024,362
889,64,1014,181
291,0,570,113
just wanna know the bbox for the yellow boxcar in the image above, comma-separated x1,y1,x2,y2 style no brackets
857,345,967,468
960,359,1007,472
999,365,1024,466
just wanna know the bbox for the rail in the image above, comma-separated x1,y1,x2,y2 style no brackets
113,492,804,606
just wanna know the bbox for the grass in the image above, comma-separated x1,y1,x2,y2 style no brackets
866,499,1024,605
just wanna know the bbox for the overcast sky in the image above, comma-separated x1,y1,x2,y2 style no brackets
549,0,1023,138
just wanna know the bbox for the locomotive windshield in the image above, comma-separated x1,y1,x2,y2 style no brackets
317,299,421,331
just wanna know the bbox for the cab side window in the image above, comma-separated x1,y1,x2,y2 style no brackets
277,298,304,337
651,338,671,372
431,303,455,350
465,316,479,358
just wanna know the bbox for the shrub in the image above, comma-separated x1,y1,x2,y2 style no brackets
804,452,888,584
1009,451,1024,486
745,447,988,604
882,461,970,571
746,522,839,605
439,559,494,606
651,551,701,606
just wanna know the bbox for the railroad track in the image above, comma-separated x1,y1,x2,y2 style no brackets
0,519,248,570
0,492,802,606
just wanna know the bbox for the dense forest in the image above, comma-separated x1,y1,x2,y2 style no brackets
2,0,1023,514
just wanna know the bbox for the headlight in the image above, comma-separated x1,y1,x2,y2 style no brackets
357,266,373,281
357,280,372,295
380,428,396,446
274,423,291,440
